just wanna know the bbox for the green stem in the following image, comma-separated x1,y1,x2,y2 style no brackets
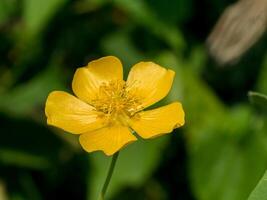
99,152,120,200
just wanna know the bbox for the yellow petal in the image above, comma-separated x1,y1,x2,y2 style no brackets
126,61,175,109
72,56,123,103
129,102,185,139
79,125,137,156
45,91,107,134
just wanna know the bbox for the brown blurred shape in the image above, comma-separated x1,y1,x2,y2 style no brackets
207,0,267,65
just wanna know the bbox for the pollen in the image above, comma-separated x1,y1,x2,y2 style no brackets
90,80,142,122
45,56,185,156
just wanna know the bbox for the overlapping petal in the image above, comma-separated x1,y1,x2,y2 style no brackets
79,125,137,156
45,56,185,156
129,102,185,139
45,91,107,134
72,56,123,103
126,62,175,110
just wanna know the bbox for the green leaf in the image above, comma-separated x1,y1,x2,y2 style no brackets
101,31,145,71
147,0,193,24
155,52,267,200
0,66,65,117
0,0,17,26
0,114,66,170
0,148,50,170
155,51,226,143
249,91,267,111
256,53,267,94
113,0,185,52
23,0,67,37
74,0,109,13
189,106,267,200
88,137,169,200
248,170,267,200
19,172,42,200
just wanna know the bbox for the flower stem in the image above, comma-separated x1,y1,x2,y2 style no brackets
100,152,120,200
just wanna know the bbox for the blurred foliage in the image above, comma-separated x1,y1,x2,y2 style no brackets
0,0,266,200
249,92,267,113
248,169,267,200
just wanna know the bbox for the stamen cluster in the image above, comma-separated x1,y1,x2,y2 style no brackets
91,80,141,121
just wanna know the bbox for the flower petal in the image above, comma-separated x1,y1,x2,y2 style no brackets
45,91,107,134
72,56,123,103
126,61,175,109
79,125,137,156
129,102,185,139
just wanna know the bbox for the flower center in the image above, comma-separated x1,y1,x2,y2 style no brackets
91,80,141,124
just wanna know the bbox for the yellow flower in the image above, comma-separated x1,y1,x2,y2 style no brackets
45,56,185,156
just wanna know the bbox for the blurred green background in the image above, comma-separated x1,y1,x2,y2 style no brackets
0,0,267,199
